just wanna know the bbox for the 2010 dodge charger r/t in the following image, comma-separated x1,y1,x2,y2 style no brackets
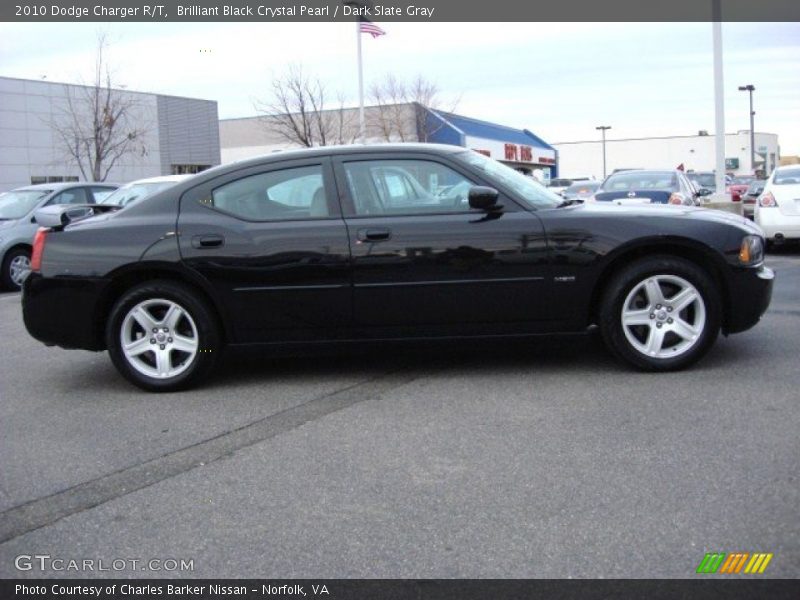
22,144,774,392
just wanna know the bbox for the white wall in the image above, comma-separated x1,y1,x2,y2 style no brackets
553,132,779,180
0,77,162,191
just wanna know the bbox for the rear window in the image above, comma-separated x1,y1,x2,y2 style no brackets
565,182,600,193
100,182,175,208
687,173,716,188
549,178,572,187
601,171,676,191
774,169,800,185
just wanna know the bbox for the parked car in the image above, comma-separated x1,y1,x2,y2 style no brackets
728,175,757,203
98,175,192,208
754,165,800,245
0,181,118,290
547,178,581,197
741,180,765,220
685,171,718,196
592,169,703,206
561,181,600,202
23,144,772,391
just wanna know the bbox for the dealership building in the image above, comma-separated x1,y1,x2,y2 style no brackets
0,76,221,192
552,130,780,180
220,102,558,178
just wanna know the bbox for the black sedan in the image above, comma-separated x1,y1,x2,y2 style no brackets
23,144,773,391
593,169,705,206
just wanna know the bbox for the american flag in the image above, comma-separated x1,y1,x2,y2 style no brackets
359,19,386,38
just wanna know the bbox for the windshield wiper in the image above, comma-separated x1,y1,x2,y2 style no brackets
556,198,584,208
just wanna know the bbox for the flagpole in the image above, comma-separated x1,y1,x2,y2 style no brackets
356,20,365,143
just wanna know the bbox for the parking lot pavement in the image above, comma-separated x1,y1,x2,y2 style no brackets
0,249,798,578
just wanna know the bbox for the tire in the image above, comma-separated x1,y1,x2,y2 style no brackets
599,256,721,371
106,280,221,392
1,247,32,291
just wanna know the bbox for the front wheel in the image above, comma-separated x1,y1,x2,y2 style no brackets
106,281,221,392
599,256,721,371
1,247,31,291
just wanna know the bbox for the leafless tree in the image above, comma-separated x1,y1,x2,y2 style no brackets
255,64,358,148
368,74,460,142
51,35,148,181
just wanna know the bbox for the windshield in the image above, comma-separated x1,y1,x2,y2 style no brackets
774,168,800,185
0,190,49,220
601,171,676,191
454,151,561,209
99,181,175,207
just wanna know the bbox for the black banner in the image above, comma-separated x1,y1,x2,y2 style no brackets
3,0,800,23
3,579,800,600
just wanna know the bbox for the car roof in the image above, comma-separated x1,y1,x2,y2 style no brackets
216,143,466,170
607,169,680,176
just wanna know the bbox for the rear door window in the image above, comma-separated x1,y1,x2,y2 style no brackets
205,165,330,221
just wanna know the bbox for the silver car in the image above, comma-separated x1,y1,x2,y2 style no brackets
0,182,118,290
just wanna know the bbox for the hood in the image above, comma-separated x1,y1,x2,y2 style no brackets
579,201,761,234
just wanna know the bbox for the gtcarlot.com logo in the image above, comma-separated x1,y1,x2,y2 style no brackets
14,554,194,572
696,552,773,574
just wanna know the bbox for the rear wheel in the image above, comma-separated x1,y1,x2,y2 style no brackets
1,247,31,291
599,256,721,371
106,280,221,392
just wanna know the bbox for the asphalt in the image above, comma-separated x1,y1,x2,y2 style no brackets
0,248,798,578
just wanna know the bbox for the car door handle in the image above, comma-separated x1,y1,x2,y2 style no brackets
357,228,391,242
191,234,225,249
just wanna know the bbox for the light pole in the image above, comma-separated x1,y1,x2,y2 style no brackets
738,84,756,173
596,125,611,178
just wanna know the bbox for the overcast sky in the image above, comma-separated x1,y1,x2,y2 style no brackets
1,21,799,154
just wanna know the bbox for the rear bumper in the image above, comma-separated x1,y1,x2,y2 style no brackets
756,208,800,240
724,264,774,335
22,273,109,351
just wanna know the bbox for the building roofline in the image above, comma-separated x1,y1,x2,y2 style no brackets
0,75,217,105
552,131,777,145
219,102,417,122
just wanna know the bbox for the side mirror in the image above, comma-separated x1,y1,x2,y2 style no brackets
468,186,500,211
697,188,712,197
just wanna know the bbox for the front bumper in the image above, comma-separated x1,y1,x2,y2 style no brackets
23,273,109,351
724,264,774,335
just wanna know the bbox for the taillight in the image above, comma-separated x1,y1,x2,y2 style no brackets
31,227,49,272
668,193,685,205
759,192,777,208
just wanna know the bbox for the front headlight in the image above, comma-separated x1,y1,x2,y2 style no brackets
738,235,764,265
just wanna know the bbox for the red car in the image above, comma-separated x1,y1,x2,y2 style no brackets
727,176,757,202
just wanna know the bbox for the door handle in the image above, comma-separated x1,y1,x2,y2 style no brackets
357,228,391,242
191,234,225,249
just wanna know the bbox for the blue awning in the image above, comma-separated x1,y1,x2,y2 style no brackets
432,110,554,151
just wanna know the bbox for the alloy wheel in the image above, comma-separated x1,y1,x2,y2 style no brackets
9,254,31,288
120,298,199,379
620,274,706,359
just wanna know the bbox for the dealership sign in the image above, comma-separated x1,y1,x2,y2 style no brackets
465,136,556,165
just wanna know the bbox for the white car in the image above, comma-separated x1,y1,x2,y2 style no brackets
98,174,193,208
754,165,800,245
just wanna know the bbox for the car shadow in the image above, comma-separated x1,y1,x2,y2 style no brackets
767,242,800,256
205,332,623,390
